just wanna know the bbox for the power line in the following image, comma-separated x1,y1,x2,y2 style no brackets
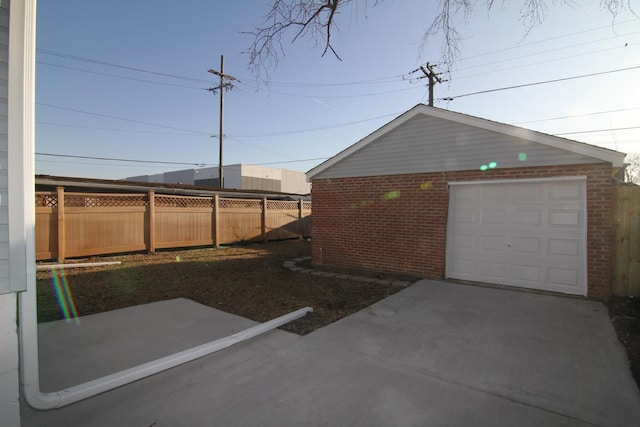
35,152,329,168
554,126,640,136
456,18,640,62
36,103,211,135
440,65,640,101
36,121,206,136
455,31,640,74
36,152,209,167
36,48,210,83
37,61,204,90
231,112,400,138
512,107,640,124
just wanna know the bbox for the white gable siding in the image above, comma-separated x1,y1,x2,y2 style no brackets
312,114,602,180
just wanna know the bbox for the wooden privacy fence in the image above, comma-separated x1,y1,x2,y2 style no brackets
613,185,640,297
35,188,312,261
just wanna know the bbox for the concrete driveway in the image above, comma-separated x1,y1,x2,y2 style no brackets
22,280,640,426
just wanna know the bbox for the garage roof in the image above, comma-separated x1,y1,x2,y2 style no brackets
307,105,626,180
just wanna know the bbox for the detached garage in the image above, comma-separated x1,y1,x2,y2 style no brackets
307,105,625,298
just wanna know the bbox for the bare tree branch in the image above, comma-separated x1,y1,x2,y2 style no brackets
625,152,640,184
244,0,348,80
245,0,639,80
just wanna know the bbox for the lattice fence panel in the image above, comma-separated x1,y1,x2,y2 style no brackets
267,200,298,211
155,195,213,208
302,201,312,211
36,193,57,208
64,194,148,208
219,198,262,210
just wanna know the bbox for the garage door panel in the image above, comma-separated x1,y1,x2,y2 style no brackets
510,237,542,254
511,264,541,283
550,183,582,200
480,235,507,251
549,210,581,227
449,259,476,276
481,209,506,224
482,185,509,200
514,209,542,226
452,186,477,201
548,268,581,291
452,208,476,224
548,239,580,256
451,234,475,250
509,184,544,200
447,179,586,296
481,262,508,280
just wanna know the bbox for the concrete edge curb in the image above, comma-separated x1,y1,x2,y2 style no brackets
282,257,411,287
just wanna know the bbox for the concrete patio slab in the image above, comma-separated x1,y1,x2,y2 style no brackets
21,280,640,426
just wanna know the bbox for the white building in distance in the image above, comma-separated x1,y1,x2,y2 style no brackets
127,164,311,195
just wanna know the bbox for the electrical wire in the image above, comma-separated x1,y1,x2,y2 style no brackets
35,152,329,168
36,102,212,135
36,121,207,136
554,126,640,136
37,61,205,90
37,48,211,83
512,107,640,124
439,65,640,101
36,152,209,167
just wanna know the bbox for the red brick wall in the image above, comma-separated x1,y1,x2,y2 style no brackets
311,163,613,298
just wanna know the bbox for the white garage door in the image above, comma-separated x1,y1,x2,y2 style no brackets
446,178,587,295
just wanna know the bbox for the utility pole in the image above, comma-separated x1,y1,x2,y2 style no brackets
415,62,444,107
207,55,237,188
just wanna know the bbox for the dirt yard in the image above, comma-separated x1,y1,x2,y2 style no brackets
36,240,414,335
36,239,639,386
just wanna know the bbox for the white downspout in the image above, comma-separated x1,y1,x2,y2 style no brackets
20,302,312,410
10,0,313,411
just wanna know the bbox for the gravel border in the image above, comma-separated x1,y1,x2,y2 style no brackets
283,257,412,287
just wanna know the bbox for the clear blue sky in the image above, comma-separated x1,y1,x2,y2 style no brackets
35,1,639,180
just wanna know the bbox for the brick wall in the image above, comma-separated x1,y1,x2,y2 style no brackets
311,163,613,298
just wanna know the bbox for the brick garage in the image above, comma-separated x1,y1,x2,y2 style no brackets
307,105,625,298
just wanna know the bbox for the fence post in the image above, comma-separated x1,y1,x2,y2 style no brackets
56,186,65,262
298,199,303,239
262,197,268,243
213,194,220,248
148,190,156,254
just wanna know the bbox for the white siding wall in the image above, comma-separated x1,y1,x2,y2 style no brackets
2,0,27,424
312,115,601,180
0,292,20,427
0,0,9,292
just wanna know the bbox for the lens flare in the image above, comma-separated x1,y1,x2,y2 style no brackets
518,152,528,161
50,267,80,324
489,162,497,168
420,181,433,190
381,190,401,200
480,164,488,171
